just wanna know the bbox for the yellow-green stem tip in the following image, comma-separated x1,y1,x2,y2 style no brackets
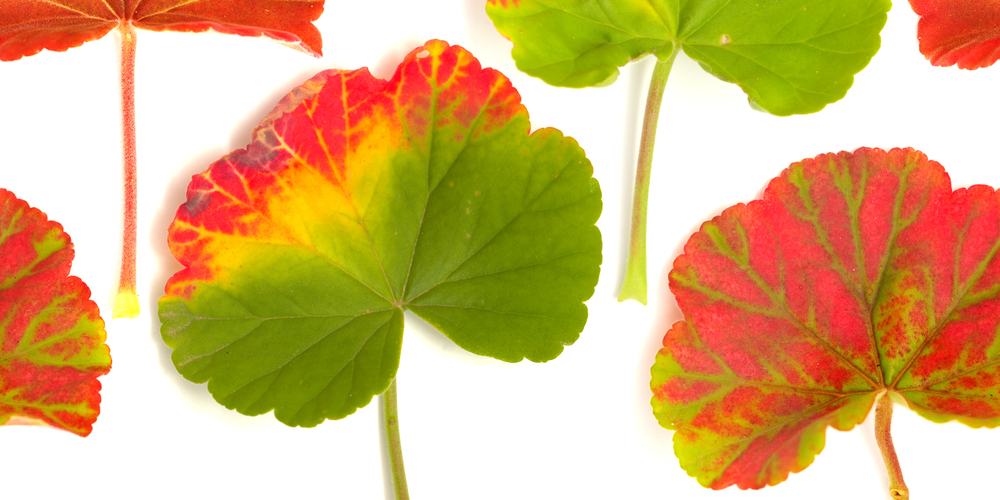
112,290,140,319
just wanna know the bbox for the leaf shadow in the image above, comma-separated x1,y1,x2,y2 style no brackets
857,413,887,492
145,147,224,410
615,57,654,300
379,311,493,498
226,66,329,151
460,0,518,67
145,64,333,416
221,41,425,156
643,244,683,428
370,42,424,81
648,173,770,340
641,182,749,441
647,189,695,350
145,148,302,432
460,0,494,31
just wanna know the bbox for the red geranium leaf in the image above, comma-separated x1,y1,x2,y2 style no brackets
652,148,1000,496
909,0,1000,69
0,189,111,437
0,0,324,62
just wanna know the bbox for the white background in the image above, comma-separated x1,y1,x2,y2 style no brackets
2,2,999,499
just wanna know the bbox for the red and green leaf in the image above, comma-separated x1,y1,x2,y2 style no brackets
0,0,324,61
651,148,1000,493
0,189,112,437
159,40,602,427
909,0,1000,69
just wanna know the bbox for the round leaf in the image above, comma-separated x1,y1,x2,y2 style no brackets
159,40,603,427
652,148,1000,490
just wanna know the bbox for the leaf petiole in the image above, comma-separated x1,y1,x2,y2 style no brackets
618,45,679,305
112,21,140,319
382,378,409,500
875,392,908,500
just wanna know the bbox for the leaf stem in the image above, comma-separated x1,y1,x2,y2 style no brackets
113,21,139,319
618,46,680,304
875,393,908,500
383,378,409,500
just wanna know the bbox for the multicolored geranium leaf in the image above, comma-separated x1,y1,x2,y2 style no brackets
0,0,324,61
158,40,603,427
0,189,112,437
1,0,325,319
486,0,889,115
909,0,1000,69
651,148,1000,497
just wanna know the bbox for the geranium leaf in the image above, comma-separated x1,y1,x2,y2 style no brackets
909,0,1000,69
0,189,112,437
486,0,889,115
651,148,1000,492
159,40,603,427
0,0,324,61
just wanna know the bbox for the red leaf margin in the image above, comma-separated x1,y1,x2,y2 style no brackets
909,0,1000,69
0,0,325,62
0,188,112,436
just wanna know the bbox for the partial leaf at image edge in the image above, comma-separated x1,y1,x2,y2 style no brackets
0,188,112,437
159,39,603,428
652,148,1000,497
486,0,889,115
908,0,1000,69
0,0,324,62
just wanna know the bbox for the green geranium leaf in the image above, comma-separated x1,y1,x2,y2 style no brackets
158,40,603,427
487,0,890,115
